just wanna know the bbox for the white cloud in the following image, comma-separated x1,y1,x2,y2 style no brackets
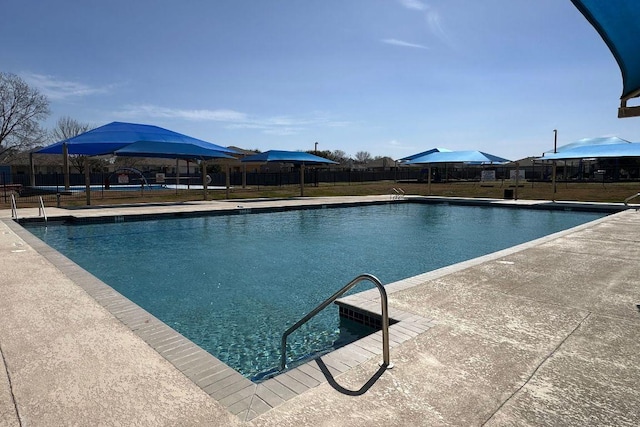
115,104,351,136
118,104,248,122
21,73,112,100
398,0,426,11
382,38,428,49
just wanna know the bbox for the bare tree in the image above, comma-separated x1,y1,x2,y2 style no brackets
50,115,90,142
50,116,93,173
0,72,50,162
331,150,349,164
354,151,372,164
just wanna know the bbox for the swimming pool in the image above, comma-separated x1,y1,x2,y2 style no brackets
25,203,605,380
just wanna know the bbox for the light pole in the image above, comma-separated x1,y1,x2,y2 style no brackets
314,141,318,154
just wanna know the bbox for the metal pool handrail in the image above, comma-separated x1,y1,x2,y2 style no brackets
38,196,48,225
10,194,17,220
280,273,391,371
624,192,640,206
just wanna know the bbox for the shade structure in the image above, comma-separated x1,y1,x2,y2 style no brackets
571,1,640,116
35,121,238,204
241,150,337,196
36,121,237,156
543,136,631,155
241,150,338,165
398,147,451,162
540,142,640,160
404,150,510,165
403,150,510,195
114,140,235,160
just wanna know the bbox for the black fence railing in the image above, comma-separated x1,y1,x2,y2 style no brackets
5,163,640,206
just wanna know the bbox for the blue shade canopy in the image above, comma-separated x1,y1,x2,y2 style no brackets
241,150,337,165
571,1,640,115
398,148,452,162
405,150,510,165
114,140,235,160
541,142,640,160
544,136,631,154
36,121,237,156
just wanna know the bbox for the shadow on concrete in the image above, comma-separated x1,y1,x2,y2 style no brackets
314,358,388,396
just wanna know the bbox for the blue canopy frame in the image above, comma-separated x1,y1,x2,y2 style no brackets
571,0,640,117
241,150,337,196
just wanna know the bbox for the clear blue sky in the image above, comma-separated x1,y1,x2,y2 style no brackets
2,0,637,161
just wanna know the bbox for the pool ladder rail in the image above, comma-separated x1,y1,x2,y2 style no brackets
390,187,405,200
10,193,18,220
624,192,640,209
280,273,392,371
10,194,48,225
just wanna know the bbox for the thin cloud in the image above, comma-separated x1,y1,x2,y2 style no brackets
116,104,350,136
382,38,428,49
118,104,248,122
398,0,426,11
425,7,453,46
21,73,112,100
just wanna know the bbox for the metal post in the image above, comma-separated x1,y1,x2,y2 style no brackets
201,159,208,200
226,162,231,199
29,152,35,187
63,143,70,190
242,163,246,189
84,156,91,206
514,161,520,200
552,129,558,200
175,158,180,195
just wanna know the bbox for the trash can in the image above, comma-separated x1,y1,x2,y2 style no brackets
503,189,514,199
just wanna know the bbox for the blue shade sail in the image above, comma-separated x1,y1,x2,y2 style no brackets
540,142,640,160
398,148,452,162
36,121,237,157
114,141,235,160
241,150,338,165
571,0,640,101
544,136,631,154
404,150,510,165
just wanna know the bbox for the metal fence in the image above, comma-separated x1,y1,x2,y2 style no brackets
2,168,426,205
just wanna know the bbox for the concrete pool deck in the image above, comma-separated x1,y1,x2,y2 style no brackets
0,195,639,426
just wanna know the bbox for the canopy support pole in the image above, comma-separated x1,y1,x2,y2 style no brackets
29,152,35,187
84,156,91,206
63,143,70,190
175,158,179,195
201,159,208,201
552,161,557,201
242,163,246,188
427,165,432,195
226,163,230,199
300,164,305,197
514,162,520,200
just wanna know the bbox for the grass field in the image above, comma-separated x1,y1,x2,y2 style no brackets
5,179,639,208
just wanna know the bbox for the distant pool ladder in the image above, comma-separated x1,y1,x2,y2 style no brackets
390,187,405,200
10,194,47,225
10,194,17,220
624,192,640,207
280,273,391,371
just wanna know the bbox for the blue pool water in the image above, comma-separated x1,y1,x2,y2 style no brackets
25,203,604,380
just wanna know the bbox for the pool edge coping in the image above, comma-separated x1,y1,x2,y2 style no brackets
3,197,625,421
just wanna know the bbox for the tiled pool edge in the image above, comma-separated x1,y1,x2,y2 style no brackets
4,218,437,422
4,203,619,422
